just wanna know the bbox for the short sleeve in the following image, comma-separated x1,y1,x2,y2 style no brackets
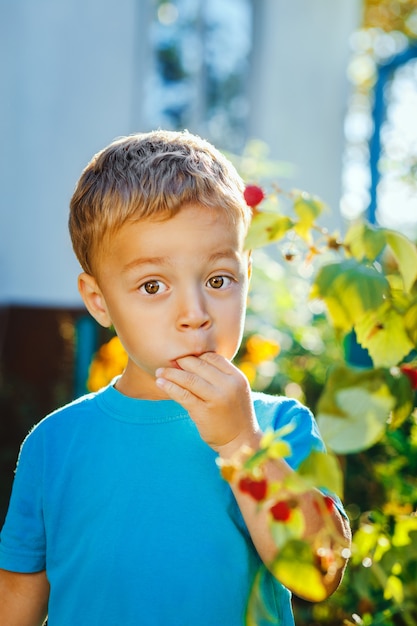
254,393,325,470
253,393,347,517
0,428,46,572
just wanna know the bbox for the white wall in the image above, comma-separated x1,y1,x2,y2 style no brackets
0,0,152,306
0,0,360,306
248,0,361,228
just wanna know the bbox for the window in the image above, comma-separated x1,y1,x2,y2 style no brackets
342,28,417,238
143,0,252,152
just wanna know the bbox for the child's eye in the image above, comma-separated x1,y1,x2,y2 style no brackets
207,276,232,289
139,280,167,295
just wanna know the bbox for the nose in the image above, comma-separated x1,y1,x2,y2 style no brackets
176,288,211,331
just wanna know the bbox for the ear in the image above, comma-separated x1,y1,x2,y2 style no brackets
78,273,112,328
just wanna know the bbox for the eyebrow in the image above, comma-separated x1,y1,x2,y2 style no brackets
208,249,240,262
122,249,239,274
122,257,170,273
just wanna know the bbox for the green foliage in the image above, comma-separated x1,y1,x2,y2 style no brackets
316,365,414,453
298,450,345,498
237,183,417,625
244,211,294,250
311,258,390,334
271,539,329,602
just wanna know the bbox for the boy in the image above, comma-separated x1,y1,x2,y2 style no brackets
0,130,350,625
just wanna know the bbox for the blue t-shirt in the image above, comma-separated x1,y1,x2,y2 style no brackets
0,384,328,625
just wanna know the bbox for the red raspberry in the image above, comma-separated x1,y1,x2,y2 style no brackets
400,364,417,390
238,476,268,502
313,495,335,515
244,185,265,208
270,500,292,522
323,495,335,513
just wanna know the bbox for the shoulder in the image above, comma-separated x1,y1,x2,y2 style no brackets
19,386,107,455
251,391,325,468
34,389,100,430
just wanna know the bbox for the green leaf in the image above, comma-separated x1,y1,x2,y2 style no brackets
245,212,294,250
319,387,392,453
311,259,390,332
269,508,305,549
297,450,344,498
387,369,415,430
344,221,387,262
292,191,326,241
385,229,417,292
316,365,396,454
270,539,328,602
404,299,417,345
244,423,295,472
355,302,415,368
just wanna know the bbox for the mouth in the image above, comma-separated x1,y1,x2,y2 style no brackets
170,351,215,369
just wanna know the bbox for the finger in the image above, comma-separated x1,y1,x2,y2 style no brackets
155,365,214,400
198,351,239,375
155,374,206,406
177,353,237,385
176,354,250,401
176,354,222,377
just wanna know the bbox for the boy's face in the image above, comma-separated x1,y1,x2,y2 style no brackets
80,204,251,399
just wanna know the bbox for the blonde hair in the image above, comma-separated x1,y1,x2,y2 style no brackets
69,129,251,275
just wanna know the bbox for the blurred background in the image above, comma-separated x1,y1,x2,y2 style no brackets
2,1,417,623
0,0,359,504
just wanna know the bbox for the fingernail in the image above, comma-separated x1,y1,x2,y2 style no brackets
155,368,164,377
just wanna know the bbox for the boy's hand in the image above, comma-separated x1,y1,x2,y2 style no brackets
156,352,262,455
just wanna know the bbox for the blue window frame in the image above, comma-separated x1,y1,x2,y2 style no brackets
368,43,417,224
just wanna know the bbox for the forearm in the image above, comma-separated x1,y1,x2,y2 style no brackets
0,569,49,626
218,433,351,599
230,478,350,595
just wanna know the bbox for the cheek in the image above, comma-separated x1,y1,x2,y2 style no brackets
111,304,167,348
223,296,246,337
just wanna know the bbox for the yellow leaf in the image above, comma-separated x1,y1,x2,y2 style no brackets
267,441,292,460
245,212,294,250
385,229,417,292
351,523,381,565
259,428,275,448
311,259,390,332
271,540,328,602
344,221,386,262
384,575,404,603
355,302,415,368
292,191,327,242
392,515,417,547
